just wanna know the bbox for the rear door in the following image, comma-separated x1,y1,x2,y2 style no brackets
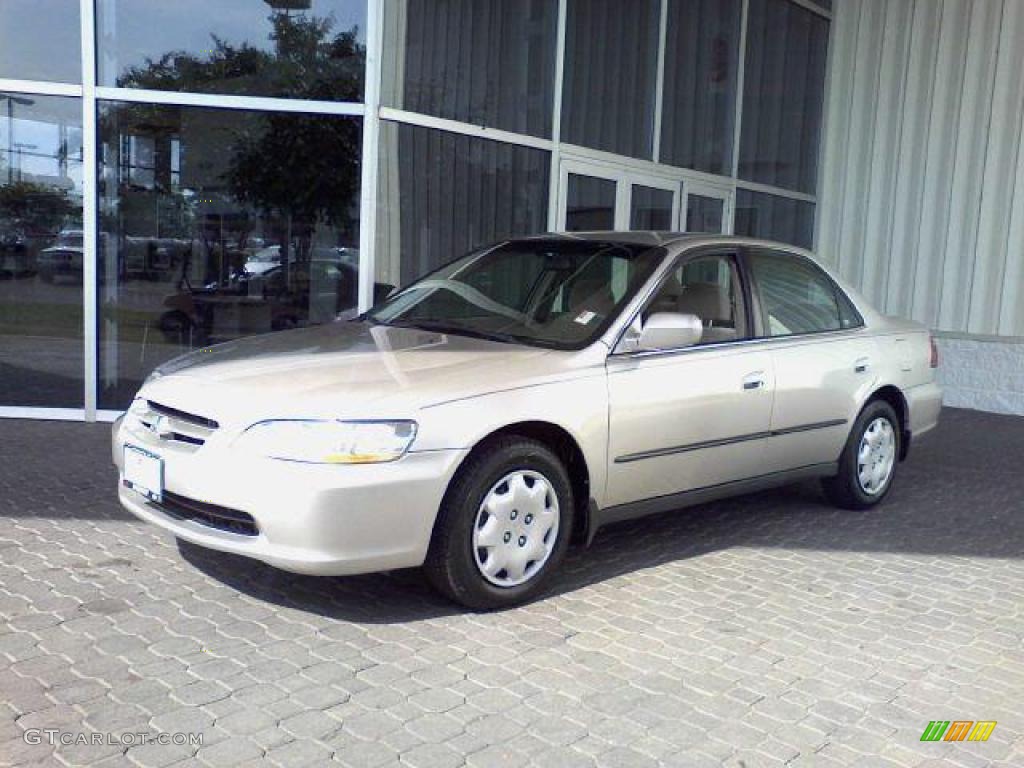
744,249,876,471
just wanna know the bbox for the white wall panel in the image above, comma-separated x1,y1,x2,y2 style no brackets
936,0,1001,331
859,0,912,305
819,0,1024,339
883,0,941,319
974,0,1024,334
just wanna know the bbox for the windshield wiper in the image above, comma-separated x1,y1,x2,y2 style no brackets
380,319,520,344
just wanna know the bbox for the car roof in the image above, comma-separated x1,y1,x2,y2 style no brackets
522,231,812,254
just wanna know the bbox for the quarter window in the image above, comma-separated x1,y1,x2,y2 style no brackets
748,252,848,336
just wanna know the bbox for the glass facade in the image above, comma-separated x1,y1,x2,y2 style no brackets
375,122,549,287
0,0,830,417
565,175,616,232
97,103,362,407
0,1,82,84
739,0,829,193
382,0,558,138
562,0,661,159
686,194,726,234
661,0,742,175
97,0,367,100
734,189,815,249
631,186,674,231
0,94,84,406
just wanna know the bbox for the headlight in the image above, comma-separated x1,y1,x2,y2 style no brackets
235,420,418,464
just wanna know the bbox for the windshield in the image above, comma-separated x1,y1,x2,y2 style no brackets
367,239,665,349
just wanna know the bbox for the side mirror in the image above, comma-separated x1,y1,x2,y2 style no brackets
636,312,703,351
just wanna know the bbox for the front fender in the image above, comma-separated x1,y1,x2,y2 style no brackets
412,372,611,508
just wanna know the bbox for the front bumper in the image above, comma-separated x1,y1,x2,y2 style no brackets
113,416,468,576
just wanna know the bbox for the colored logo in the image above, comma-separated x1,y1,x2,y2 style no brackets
920,721,997,742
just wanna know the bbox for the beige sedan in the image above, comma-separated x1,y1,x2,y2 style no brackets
113,234,942,609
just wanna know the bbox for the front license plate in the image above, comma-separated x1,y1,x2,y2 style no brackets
124,445,164,503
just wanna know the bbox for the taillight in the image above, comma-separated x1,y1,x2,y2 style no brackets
929,335,939,368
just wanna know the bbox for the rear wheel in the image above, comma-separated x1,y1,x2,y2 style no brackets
822,399,900,509
424,436,572,610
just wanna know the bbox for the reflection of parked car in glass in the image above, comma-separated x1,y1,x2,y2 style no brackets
0,229,36,276
123,237,193,281
244,245,359,272
38,230,84,283
157,258,360,345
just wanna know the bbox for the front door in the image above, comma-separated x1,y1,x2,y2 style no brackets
604,250,774,507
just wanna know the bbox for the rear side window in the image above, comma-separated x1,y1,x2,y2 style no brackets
748,252,849,337
836,289,863,329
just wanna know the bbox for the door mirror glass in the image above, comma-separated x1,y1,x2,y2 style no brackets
637,312,703,351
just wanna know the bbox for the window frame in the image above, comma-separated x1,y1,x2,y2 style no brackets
741,247,865,340
366,237,669,352
613,244,758,356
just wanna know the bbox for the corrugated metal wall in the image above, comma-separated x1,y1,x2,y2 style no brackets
818,0,1024,338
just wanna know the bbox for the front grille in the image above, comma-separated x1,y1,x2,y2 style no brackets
163,431,203,446
147,400,219,430
136,400,219,449
150,491,258,536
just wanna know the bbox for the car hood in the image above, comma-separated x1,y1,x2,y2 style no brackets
139,322,595,425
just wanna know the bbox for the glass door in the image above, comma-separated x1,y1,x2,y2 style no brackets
557,158,681,232
629,181,677,231
564,172,617,231
683,182,732,234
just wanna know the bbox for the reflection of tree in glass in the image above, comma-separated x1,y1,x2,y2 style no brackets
117,12,364,102
0,181,78,234
116,11,364,260
108,10,365,334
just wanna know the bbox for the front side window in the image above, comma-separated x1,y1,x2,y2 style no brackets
368,240,664,349
643,253,747,344
748,252,847,336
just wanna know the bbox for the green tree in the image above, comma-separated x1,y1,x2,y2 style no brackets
116,11,364,256
0,181,77,233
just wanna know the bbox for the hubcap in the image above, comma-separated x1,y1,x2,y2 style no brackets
857,416,896,496
472,470,560,588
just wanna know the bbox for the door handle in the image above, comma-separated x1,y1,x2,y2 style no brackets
854,357,871,373
742,371,766,391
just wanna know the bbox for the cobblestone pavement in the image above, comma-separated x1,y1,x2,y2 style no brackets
1,408,1023,767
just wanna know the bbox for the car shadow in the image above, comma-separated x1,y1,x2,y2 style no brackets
178,407,1024,622
4,406,1021,621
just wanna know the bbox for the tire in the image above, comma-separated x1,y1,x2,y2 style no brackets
822,399,901,510
424,436,573,610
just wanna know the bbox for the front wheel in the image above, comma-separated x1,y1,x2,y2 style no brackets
822,400,900,510
424,437,573,610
